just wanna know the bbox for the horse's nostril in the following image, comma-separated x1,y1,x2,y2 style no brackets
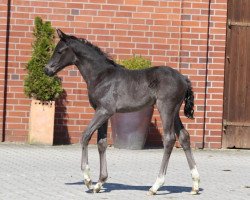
44,67,49,75
44,67,53,76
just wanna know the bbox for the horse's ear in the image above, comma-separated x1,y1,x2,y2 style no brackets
57,29,68,40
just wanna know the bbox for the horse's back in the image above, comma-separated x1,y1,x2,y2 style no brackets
116,66,188,97
112,66,188,112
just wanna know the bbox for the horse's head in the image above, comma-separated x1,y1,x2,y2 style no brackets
44,29,77,76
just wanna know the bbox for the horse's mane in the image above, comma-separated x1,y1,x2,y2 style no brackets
69,35,119,67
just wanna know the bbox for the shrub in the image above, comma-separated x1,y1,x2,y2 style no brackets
117,55,151,70
24,17,63,101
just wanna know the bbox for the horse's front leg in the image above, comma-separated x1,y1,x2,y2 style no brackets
81,109,111,191
93,121,108,193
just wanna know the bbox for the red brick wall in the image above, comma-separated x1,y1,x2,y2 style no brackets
0,0,227,148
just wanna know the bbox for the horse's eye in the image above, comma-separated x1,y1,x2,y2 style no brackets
58,46,67,54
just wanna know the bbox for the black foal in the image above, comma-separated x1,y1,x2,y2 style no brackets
45,29,200,195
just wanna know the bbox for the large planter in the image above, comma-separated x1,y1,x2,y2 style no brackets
28,99,55,145
110,106,154,150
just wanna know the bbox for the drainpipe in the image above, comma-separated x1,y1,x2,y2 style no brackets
2,0,11,142
177,0,184,72
201,0,212,149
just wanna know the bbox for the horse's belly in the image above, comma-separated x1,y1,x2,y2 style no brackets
115,95,155,113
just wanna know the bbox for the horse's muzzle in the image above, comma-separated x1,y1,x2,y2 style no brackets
44,67,54,77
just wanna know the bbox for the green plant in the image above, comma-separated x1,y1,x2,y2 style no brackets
117,55,151,70
24,17,63,101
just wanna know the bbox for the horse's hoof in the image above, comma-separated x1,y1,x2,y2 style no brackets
93,187,101,193
147,188,156,196
190,188,199,195
93,182,102,193
84,179,93,190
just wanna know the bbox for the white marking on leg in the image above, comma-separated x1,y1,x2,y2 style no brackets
148,176,165,195
190,165,200,194
83,165,93,189
93,182,103,193
83,165,91,180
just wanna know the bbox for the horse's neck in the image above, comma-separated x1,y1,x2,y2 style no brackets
75,56,113,88
70,40,116,87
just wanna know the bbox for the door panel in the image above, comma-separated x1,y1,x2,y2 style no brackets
223,0,250,148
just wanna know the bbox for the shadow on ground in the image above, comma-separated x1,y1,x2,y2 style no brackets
65,181,203,195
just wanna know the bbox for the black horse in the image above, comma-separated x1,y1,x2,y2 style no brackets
45,29,200,195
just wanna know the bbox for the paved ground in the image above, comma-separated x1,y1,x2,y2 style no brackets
0,143,249,200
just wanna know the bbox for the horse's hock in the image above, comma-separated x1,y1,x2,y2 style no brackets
28,99,55,145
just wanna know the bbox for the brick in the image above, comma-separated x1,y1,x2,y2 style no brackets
143,1,159,6
116,11,132,18
52,8,70,15
35,7,53,13
71,9,80,15
49,2,66,8
115,24,131,30
84,4,101,9
98,10,115,17
121,7,137,13
110,17,128,23
102,4,119,11
132,12,150,19
115,36,131,42
124,0,142,5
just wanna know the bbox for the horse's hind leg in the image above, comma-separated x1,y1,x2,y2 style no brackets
148,100,177,195
93,121,108,193
175,116,200,194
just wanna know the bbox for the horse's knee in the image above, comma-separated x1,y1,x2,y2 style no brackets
97,138,108,153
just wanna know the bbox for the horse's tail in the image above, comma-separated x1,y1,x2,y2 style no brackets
184,77,194,119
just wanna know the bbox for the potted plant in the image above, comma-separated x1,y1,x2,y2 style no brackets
24,17,63,145
110,56,154,149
